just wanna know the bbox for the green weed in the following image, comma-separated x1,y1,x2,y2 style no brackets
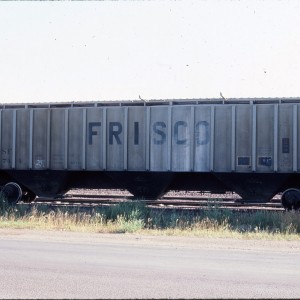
0,196,299,239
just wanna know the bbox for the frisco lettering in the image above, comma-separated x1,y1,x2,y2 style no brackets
89,121,210,146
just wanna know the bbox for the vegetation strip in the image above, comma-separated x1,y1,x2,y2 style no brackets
1,194,299,240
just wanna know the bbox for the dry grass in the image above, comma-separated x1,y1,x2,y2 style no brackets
0,198,300,240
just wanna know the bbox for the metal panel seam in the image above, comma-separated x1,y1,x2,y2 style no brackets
29,109,33,169
231,105,236,171
293,104,298,171
0,110,2,169
103,108,107,170
167,106,172,171
82,108,87,170
64,109,69,169
146,107,150,171
46,109,51,169
252,105,257,172
274,104,279,172
124,107,128,171
12,110,16,169
190,106,195,171
210,106,215,171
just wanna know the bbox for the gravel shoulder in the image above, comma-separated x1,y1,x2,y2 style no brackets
1,228,299,253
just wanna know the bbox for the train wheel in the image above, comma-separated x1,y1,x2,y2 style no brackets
281,188,300,210
1,182,22,205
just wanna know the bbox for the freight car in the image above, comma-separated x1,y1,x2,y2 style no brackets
1,98,300,210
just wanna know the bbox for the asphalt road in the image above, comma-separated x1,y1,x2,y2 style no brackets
0,229,299,299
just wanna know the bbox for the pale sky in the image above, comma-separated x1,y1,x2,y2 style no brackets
0,0,300,103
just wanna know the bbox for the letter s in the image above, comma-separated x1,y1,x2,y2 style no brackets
153,122,166,145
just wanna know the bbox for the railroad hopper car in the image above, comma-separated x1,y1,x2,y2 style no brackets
1,98,300,209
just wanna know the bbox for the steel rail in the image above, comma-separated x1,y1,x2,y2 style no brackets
18,192,285,211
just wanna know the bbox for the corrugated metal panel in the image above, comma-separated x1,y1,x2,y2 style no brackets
194,106,211,172
214,105,232,171
127,107,146,171
50,109,65,169
236,105,252,172
68,108,83,170
1,110,13,169
150,106,169,171
171,106,191,171
278,105,293,172
32,109,48,170
86,108,103,170
16,109,31,169
106,107,124,170
256,104,274,172
1,101,300,174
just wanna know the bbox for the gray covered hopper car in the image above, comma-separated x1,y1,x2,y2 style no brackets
1,98,300,209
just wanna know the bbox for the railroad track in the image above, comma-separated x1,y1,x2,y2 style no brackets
18,190,285,212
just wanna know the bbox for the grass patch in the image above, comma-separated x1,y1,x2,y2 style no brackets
0,195,300,239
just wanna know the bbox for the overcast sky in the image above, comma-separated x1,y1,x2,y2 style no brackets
0,0,300,103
